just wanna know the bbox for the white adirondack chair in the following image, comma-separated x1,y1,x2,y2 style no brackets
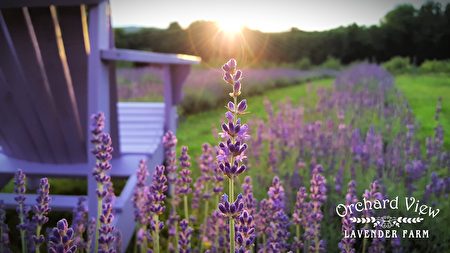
0,0,200,251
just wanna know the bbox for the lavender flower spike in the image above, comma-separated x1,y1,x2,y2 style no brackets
308,165,327,253
293,187,308,251
218,58,250,253
218,193,244,219
48,219,77,253
98,184,116,253
72,197,88,251
177,146,192,221
133,159,149,225
14,169,28,253
91,112,114,253
148,165,168,253
178,219,193,253
32,178,51,253
338,180,358,253
236,210,255,253
241,176,256,216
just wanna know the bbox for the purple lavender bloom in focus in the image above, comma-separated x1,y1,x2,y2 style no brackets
32,178,51,249
178,219,193,253
91,113,113,198
98,185,116,253
148,165,168,218
218,194,244,219
236,210,255,253
48,219,77,253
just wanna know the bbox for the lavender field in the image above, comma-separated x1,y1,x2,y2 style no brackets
117,66,337,114
1,60,449,253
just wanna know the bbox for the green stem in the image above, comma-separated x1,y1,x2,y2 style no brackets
199,199,209,253
262,234,266,253
35,225,42,253
183,195,189,221
139,225,148,253
95,183,103,253
229,177,235,253
362,236,367,253
153,215,160,253
19,204,27,253
174,221,179,253
296,224,300,253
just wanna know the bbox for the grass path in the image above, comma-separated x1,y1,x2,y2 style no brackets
395,74,450,149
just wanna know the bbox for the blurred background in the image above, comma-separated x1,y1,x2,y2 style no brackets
109,0,450,115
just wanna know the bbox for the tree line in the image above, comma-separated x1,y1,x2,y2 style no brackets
115,1,450,66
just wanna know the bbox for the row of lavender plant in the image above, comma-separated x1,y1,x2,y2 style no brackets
0,60,448,253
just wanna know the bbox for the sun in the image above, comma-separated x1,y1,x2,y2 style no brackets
217,20,243,36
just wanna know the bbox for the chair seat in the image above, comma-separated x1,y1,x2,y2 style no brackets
118,102,164,155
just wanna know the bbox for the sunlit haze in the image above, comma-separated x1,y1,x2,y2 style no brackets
110,0,447,32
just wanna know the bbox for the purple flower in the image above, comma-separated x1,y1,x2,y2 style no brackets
163,131,179,185
338,180,358,253
133,159,149,225
335,160,345,194
98,185,115,253
292,187,308,249
0,200,11,252
86,218,96,253
192,143,215,210
177,146,192,195
236,210,255,252
218,194,244,219
48,219,77,253
264,177,290,252
14,169,29,252
391,237,402,253
307,165,327,253
32,178,51,249
148,165,168,217
178,219,193,253
217,59,249,180
362,180,384,253
241,176,257,216
362,180,383,217
71,197,88,251
404,160,426,195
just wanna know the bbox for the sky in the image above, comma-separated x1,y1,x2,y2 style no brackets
110,0,449,32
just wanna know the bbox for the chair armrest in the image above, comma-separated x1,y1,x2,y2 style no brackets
101,48,201,65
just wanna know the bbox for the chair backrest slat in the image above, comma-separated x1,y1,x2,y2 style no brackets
0,11,57,162
0,68,37,160
2,8,72,163
27,7,86,163
57,6,88,143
